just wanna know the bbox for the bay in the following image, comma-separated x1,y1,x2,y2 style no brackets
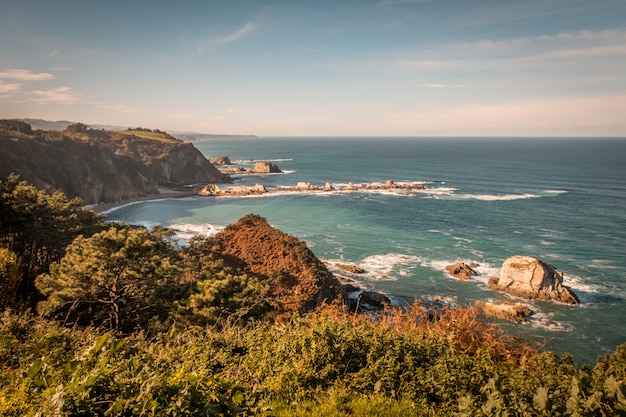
105,137,626,364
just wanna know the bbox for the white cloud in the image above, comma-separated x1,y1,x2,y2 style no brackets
0,81,22,99
196,22,256,54
26,87,80,104
215,22,255,44
0,69,54,81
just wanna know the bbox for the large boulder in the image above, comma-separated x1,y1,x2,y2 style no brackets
488,256,579,304
252,161,282,173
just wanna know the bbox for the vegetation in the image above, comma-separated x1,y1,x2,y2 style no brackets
120,128,181,143
1,177,626,415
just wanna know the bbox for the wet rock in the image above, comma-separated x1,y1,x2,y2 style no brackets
445,262,478,281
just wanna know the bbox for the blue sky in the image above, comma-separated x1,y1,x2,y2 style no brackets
1,0,625,136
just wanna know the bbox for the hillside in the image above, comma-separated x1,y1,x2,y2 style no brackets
0,120,227,204
212,214,345,318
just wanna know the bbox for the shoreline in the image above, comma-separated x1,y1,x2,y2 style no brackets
89,187,198,213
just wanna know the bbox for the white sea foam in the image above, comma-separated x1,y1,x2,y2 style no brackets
529,312,575,332
544,189,569,195
169,223,223,242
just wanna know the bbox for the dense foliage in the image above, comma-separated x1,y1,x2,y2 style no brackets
0,174,105,307
1,177,626,415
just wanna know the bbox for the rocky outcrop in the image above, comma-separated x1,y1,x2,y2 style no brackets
198,183,267,197
211,214,345,318
445,262,478,281
252,161,282,173
488,256,579,304
359,291,391,308
210,155,232,165
335,263,366,274
476,300,534,323
274,180,425,193
0,122,227,204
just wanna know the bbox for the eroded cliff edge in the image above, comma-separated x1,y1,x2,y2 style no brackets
0,121,227,204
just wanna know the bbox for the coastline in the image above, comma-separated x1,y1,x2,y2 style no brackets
89,187,198,213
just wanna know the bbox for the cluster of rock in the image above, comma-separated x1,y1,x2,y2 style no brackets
277,180,425,193
198,179,426,197
198,183,267,197
211,157,282,175
443,255,579,323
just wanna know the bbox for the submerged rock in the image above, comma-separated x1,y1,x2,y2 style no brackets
488,256,579,304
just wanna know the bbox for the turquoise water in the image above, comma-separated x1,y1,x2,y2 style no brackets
105,137,626,364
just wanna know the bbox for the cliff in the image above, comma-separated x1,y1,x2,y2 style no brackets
0,121,226,204
211,214,345,318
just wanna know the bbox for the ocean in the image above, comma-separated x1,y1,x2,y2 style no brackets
105,137,626,364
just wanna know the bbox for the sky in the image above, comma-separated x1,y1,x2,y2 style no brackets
1,0,625,137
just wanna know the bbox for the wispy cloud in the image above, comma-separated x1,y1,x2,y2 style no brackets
196,22,256,54
0,81,22,99
0,69,54,81
216,22,255,44
25,87,80,104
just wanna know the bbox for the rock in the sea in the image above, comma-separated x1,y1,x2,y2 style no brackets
488,256,579,304
476,300,534,323
210,155,232,165
335,263,366,274
359,291,390,308
252,161,282,173
445,262,478,281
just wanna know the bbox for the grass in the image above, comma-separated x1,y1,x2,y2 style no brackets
115,129,179,143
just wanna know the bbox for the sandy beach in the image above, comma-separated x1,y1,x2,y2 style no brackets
89,187,198,213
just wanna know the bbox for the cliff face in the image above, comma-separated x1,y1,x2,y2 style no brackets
212,214,345,318
0,122,226,204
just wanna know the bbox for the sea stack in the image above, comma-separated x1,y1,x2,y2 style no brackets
488,256,579,304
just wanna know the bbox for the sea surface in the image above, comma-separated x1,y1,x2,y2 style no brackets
105,137,626,364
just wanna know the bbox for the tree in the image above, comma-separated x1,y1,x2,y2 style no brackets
0,175,105,305
175,236,269,326
0,248,20,309
36,225,182,332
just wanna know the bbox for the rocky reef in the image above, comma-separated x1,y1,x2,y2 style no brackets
199,179,426,197
488,256,579,304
